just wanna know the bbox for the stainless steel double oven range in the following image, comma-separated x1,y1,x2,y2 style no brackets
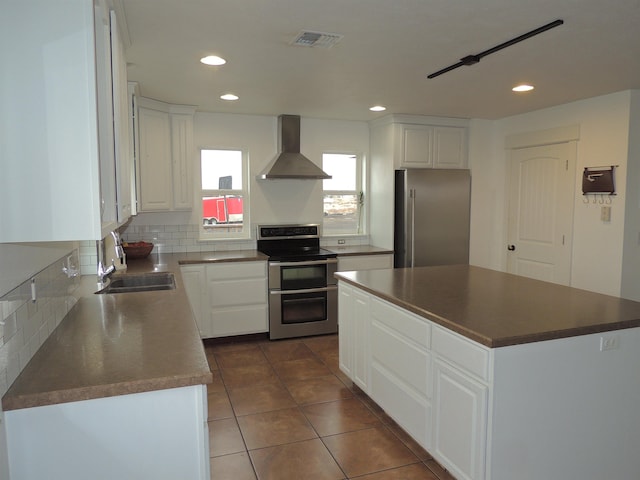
257,224,338,340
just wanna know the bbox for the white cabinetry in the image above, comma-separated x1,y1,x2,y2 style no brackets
431,325,489,480
137,97,195,212
337,253,393,272
338,281,489,479
395,122,468,169
369,297,432,450
0,0,131,241
180,265,206,329
338,283,370,391
181,262,268,338
5,385,210,480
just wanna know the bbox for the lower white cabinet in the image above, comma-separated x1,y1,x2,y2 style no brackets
433,359,488,480
180,265,206,328
182,261,268,338
338,281,489,479
5,385,209,480
337,253,393,272
338,283,370,391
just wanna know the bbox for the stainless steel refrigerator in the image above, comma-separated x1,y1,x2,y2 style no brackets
394,169,471,268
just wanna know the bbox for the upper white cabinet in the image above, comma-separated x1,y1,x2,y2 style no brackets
370,114,469,171
137,97,195,213
0,0,131,242
395,121,468,169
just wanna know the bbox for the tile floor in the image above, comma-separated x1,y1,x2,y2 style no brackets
204,333,456,480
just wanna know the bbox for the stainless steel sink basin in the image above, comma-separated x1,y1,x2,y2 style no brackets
96,272,176,294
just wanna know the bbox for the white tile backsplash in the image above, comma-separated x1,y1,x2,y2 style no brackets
0,249,80,398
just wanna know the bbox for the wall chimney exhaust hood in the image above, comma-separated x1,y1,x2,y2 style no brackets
258,115,331,180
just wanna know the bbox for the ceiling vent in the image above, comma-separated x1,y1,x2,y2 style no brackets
291,30,343,48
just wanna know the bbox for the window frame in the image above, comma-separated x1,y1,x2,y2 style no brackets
198,147,251,241
322,151,366,236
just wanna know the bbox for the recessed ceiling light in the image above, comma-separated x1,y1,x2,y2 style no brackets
220,93,238,101
512,84,534,92
200,55,226,66
370,105,386,112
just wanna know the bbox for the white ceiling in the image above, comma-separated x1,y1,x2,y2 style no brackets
121,0,640,121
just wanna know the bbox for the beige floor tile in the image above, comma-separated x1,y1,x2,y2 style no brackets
215,345,268,369
228,382,296,416
285,374,353,405
302,397,381,437
322,426,419,477
261,340,316,363
237,407,317,450
220,363,279,389
355,463,440,479
272,356,332,382
209,418,245,457
210,452,256,480
249,438,345,480
207,390,234,421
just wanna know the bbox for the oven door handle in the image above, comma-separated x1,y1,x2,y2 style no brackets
269,258,337,268
270,285,337,295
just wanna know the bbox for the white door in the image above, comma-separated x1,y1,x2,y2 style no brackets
507,142,576,285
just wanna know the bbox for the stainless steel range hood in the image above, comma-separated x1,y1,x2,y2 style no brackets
258,115,331,180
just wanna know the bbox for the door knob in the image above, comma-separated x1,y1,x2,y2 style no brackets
507,245,516,251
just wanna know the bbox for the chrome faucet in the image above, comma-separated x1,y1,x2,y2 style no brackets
98,258,117,283
97,231,124,284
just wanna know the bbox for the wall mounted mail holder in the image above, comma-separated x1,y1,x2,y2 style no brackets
582,166,616,195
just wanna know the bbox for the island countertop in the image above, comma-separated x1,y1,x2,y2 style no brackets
336,264,640,348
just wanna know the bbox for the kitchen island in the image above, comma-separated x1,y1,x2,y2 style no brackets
336,265,640,480
1,255,216,480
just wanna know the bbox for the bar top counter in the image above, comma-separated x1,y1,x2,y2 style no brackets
336,264,640,348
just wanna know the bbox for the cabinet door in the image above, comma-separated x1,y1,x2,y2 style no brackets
110,11,133,223
352,288,370,391
180,265,207,337
401,125,433,168
433,359,488,480
338,284,354,378
433,126,467,169
170,114,194,210
138,107,173,211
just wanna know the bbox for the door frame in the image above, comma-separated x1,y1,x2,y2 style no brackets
504,125,580,283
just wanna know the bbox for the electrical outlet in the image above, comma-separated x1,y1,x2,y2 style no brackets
337,239,346,244
600,334,619,351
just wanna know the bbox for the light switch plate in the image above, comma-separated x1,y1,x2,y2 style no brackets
600,206,611,222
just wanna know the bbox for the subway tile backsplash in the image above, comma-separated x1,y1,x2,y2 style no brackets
0,250,80,398
121,224,255,253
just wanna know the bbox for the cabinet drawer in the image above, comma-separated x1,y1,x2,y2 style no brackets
208,278,267,307
205,261,266,280
432,326,489,381
371,321,431,399
370,297,430,350
338,254,393,272
371,363,432,450
209,305,268,337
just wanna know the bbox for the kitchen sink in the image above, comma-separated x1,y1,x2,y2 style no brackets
96,272,175,294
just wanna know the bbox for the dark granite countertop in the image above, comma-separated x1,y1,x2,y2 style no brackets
336,265,640,348
2,253,216,411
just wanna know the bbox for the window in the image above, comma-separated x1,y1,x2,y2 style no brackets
322,153,364,235
200,149,250,239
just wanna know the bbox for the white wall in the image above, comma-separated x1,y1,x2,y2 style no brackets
621,90,640,300
130,113,370,236
469,91,636,297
